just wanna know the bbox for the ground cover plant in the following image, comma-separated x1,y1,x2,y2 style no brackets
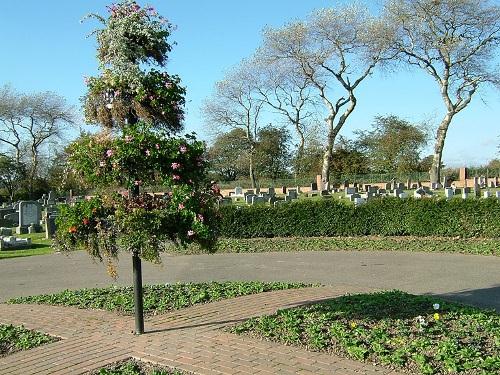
0,324,58,357
181,236,500,256
231,290,500,374
90,359,185,375
8,281,312,315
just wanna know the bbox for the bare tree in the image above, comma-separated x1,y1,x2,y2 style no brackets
251,56,317,175
261,5,392,188
202,61,264,189
0,85,24,164
0,86,75,197
385,0,500,184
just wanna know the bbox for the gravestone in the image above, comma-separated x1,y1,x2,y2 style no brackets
234,187,243,196
218,198,232,206
353,197,365,206
483,191,492,198
280,186,287,194
496,191,500,199
251,196,266,205
414,188,426,199
463,187,471,194
310,182,318,191
47,190,56,205
45,212,57,239
385,182,391,190
345,187,357,195
349,193,361,202
399,192,408,199
287,190,298,200
0,227,12,236
363,184,371,192
17,201,41,234
444,188,454,200
268,187,275,196
406,179,411,190
462,192,469,199
245,194,255,204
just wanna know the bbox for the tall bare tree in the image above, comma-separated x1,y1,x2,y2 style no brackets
202,61,264,189
251,56,317,175
385,0,500,184
0,86,75,197
0,85,24,164
261,5,392,188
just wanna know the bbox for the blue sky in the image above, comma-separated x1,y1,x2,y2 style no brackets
1,0,499,167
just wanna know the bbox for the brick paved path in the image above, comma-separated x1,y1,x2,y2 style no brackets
0,286,403,375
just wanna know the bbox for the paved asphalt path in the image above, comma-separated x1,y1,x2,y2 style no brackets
1,250,499,311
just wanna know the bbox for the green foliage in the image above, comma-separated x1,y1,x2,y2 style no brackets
231,291,500,374
355,115,429,174
254,125,291,180
217,197,500,238
207,128,250,181
0,324,57,356
329,136,369,179
95,360,183,375
8,281,312,315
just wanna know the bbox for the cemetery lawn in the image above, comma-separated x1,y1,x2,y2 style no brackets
90,359,185,375
230,290,500,375
0,232,53,260
0,324,58,357
181,236,500,256
8,281,314,316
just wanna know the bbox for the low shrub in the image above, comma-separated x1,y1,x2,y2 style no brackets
217,197,500,238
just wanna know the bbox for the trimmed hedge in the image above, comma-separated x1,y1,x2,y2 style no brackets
217,197,500,238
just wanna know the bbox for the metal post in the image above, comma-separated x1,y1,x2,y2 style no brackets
132,250,144,334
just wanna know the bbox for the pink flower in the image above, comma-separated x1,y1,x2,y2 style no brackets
187,230,195,237
155,143,160,149
179,145,187,153
197,214,204,222
178,203,185,210
149,95,154,101
145,149,151,156
134,180,142,186
106,149,114,157
124,135,133,143
172,175,180,181
171,162,180,170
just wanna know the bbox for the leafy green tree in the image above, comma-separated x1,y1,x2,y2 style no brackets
56,0,218,334
207,128,250,181
356,115,429,173
330,137,369,179
0,155,26,202
255,125,292,180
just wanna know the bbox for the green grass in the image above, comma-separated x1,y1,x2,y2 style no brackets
92,359,184,375
0,324,58,357
176,236,500,256
0,231,54,259
231,290,500,375
8,281,313,315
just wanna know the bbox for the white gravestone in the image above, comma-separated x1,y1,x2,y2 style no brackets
19,201,41,227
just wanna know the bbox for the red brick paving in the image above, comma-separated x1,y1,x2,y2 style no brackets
0,286,403,374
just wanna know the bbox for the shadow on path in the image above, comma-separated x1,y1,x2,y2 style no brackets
427,284,500,312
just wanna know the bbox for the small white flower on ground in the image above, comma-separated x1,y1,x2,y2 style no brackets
433,303,440,310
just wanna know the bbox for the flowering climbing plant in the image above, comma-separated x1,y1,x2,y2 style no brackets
55,1,219,266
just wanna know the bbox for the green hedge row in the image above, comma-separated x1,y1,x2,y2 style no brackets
217,198,500,238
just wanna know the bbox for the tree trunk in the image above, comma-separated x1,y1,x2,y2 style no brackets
320,117,336,189
249,144,257,190
429,112,454,184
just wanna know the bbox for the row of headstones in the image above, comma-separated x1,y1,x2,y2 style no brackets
222,187,300,206
444,187,500,199
0,200,60,250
